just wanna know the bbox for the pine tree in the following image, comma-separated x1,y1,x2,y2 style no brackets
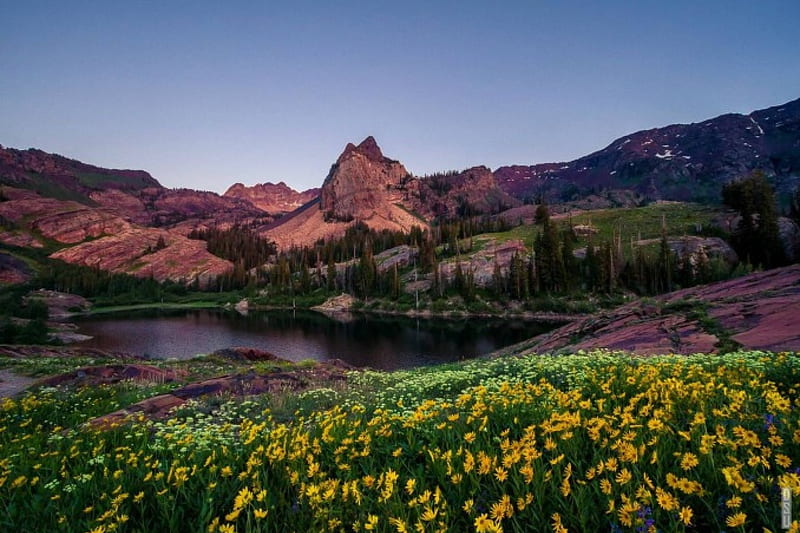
789,186,800,226
583,242,600,292
534,203,550,225
326,254,336,292
722,172,785,268
492,257,505,298
658,230,673,293
390,264,400,300
560,226,578,292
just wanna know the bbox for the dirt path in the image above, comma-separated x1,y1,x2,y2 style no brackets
0,369,36,398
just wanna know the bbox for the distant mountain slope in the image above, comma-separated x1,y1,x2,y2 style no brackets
495,97,800,204
0,144,272,232
223,181,320,215
0,145,161,204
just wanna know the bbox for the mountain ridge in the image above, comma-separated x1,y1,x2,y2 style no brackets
495,97,800,205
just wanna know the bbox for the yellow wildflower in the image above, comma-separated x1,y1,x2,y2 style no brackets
726,512,746,527
463,499,474,514
364,514,379,531
474,514,493,533
726,495,742,508
679,506,693,526
680,453,699,470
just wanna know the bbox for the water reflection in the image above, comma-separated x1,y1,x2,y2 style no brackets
75,309,557,370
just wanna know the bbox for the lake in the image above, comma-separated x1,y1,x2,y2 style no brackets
74,309,558,370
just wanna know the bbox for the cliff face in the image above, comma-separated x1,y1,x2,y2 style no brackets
320,136,411,222
223,181,319,215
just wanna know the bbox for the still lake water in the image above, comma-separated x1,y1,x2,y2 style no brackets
75,309,557,370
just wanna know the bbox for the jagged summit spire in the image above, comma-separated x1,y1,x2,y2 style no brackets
356,136,383,160
337,136,384,163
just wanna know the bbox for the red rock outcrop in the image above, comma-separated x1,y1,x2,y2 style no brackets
38,364,184,388
320,137,412,221
522,264,800,354
50,227,232,284
87,359,354,425
0,187,132,243
223,181,319,215
89,189,151,224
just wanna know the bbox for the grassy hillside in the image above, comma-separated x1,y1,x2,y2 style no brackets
476,203,723,251
1,350,798,532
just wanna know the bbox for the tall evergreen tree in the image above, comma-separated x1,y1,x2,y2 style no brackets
722,172,785,268
583,242,599,292
789,186,800,226
658,230,673,293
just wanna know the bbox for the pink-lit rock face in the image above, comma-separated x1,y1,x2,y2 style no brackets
224,181,319,215
320,136,411,222
50,227,232,284
265,137,427,249
524,265,800,354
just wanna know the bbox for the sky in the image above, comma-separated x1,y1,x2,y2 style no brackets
1,1,799,194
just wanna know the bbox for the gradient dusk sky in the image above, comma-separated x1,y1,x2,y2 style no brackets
2,1,799,193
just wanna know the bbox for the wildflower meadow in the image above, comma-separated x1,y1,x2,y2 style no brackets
1,350,799,532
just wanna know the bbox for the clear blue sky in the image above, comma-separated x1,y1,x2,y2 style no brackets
2,1,799,193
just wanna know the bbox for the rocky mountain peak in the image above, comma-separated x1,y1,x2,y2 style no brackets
337,136,386,164
356,136,384,160
321,137,409,222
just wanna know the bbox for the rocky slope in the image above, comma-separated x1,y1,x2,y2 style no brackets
518,264,800,354
496,97,800,205
0,186,233,284
412,166,521,218
223,181,319,215
50,227,232,284
0,144,272,233
90,187,272,231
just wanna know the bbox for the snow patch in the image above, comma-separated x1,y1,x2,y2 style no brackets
749,116,764,135
682,156,691,160
655,150,674,159
610,170,617,175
